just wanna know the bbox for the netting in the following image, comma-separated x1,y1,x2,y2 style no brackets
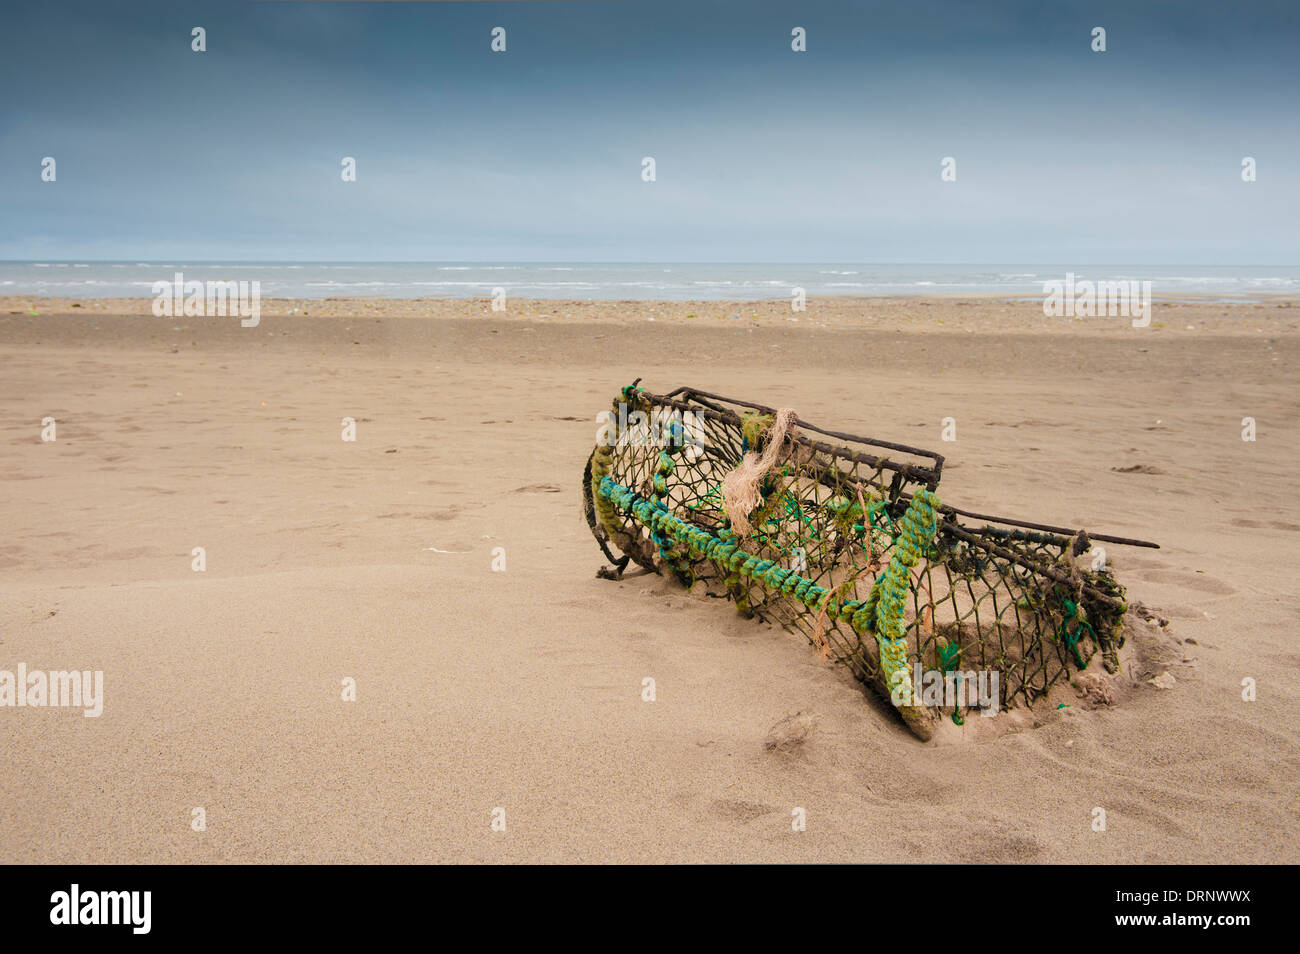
584,383,1158,740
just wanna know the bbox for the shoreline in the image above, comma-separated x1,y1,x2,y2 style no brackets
3,295,1298,339
6,291,1298,303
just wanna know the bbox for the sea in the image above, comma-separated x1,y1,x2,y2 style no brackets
2,262,1296,302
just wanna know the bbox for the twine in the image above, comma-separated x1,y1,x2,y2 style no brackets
720,408,798,536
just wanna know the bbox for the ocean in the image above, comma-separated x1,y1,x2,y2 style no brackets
2,262,1296,301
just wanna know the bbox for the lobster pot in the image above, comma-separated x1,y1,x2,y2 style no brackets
585,385,1133,740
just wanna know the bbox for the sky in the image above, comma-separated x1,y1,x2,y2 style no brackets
1,0,1297,263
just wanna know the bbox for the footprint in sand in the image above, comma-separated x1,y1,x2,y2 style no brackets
514,483,562,494
1228,518,1300,531
1112,464,1166,475
1108,798,1192,839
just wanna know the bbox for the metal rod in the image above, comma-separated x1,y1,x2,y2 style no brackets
638,389,944,487
662,385,947,473
906,494,1160,549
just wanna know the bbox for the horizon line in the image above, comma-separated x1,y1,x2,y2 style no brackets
4,260,1298,268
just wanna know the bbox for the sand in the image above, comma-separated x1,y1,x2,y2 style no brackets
1,294,1297,863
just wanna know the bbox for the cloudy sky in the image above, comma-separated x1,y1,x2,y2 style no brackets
1,0,1296,263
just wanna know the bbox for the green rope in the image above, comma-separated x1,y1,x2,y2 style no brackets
589,445,640,558
860,490,941,708
596,475,942,712
937,640,965,725
1058,598,1095,669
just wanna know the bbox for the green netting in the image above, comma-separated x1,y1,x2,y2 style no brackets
583,383,1146,740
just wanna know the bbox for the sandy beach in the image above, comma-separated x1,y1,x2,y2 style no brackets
1,294,1297,864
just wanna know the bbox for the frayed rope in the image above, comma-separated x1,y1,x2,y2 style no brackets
720,408,798,537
